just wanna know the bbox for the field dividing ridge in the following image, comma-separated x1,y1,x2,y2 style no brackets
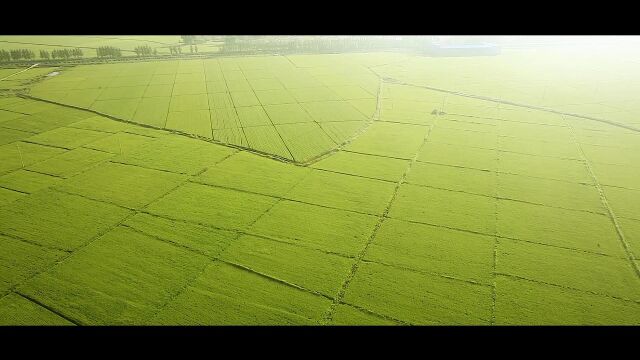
389,79,640,134
137,154,322,323
10,291,80,325
564,116,640,279
233,66,294,160
490,114,501,325
300,72,385,166
320,121,433,324
1,140,238,324
17,93,296,164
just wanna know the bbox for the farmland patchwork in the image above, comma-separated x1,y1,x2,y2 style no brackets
1,49,640,325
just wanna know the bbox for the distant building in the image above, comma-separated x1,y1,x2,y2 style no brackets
425,36,501,57
427,43,501,57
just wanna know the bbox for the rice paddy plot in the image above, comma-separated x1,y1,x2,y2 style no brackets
497,199,624,256
16,226,210,325
496,238,640,301
590,162,640,190
83,132,154,155
319,120,367,145
342,262,493,325
148,262,330,325
417,142,498,172
0,169,62,194
55,162,186,209
210,107,242,129
90,99,140,119
235,106,272,127
497,173,605,213
145,182,278,230
0,234,67,296
195,151,310,197
67,115,132,134
25,56,388,162
1,108,92,134
0,110,25,125
498,136,582,159
220,234,353,297
602,186,640,221
329,304,398,325
0,141,66,175
249,200,379,256
97,86,146,101
26,147,114,178
263,103,314,125
493,276,640,325
428,126,498,150
436,117,498,133
618,218,640,258
286,170,396,215
348,99,377,118
0,293,74,326
406,162,496,197
0,189,132,251
389,184,496,235
212,127,249,148
498,121,573,144
123,213,236,258
580,143,640,167
165,110,212,138
499,151,593,184
345,122,427,160
311,151,408,182
301,101,367,122
275,122,336,162
254,89,297,105
113,134,237,175
133,97,171,128
0,128,34,146
242,126,291,159
365,219,495,284
172,82,207,96
26,127,109,149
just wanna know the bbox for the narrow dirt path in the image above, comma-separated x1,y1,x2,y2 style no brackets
0,63,39,82
389,79,640,134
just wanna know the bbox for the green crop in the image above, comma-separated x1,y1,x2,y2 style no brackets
365,218,494,284
0,293,73,325
2,43,640,325
220,234,353,297
0,189,132,251
249,199,378,256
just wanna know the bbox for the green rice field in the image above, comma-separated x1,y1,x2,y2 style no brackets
1,36,640,325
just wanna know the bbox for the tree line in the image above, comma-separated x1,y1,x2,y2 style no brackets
168,45,199,55
96,46,122,58
0,48,85,62
181,35,197,45
47,48,83,60
134,45,157,57
0,49,35,61
221,36,426,54
0,41,204,62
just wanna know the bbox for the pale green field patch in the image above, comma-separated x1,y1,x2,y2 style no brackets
0,190,132,251
250,199,378,256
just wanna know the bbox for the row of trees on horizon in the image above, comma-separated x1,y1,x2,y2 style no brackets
0,48,84,62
